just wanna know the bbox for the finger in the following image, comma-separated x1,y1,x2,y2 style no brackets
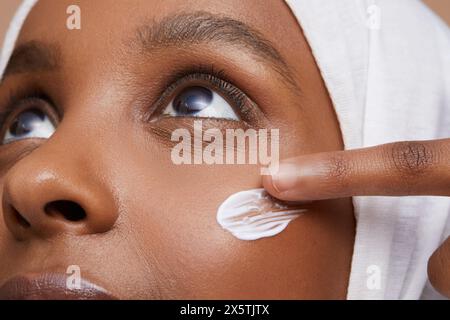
263,139,450,201
428,236,450,298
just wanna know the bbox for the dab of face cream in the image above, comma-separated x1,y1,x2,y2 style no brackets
216,189,306,241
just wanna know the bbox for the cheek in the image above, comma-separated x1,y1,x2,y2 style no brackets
115,142,353,298
118,151,264,296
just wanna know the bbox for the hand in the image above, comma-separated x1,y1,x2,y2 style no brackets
263,139,450,298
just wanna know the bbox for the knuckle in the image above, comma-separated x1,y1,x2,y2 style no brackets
389,142,436,190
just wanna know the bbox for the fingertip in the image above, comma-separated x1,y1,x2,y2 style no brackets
262,174,282,198
262,163,304,201
427,238,450,298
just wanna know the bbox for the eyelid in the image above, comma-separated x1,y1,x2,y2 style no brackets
0,87,60,125
0,94,59,145
146,67,262,125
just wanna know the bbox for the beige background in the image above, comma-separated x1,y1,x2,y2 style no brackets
0,0,449,48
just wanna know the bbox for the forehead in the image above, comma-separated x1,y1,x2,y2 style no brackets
6,0,308,101
16,0,299,55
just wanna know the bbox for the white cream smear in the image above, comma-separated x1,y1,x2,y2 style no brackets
216,188,307,241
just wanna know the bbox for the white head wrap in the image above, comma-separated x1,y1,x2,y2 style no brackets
0,0,38,77
1,0,449,299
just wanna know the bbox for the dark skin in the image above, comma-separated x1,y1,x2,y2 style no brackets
0,0,355,299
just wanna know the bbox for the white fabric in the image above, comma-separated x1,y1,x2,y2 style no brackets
0,0,38,78
1,0,449,299
285,0,450,299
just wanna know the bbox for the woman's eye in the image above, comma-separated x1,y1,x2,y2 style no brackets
2,108,56,144
161,86,240,121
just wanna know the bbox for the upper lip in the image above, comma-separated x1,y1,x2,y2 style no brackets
0,273,118,300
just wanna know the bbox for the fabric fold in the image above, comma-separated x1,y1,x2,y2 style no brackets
285,0,450,299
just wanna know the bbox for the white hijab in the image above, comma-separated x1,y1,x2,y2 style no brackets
1,0,449,299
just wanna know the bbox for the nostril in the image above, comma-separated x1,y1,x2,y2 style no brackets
12,208,31,228
44,200,87,222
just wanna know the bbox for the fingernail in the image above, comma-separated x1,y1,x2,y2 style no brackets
271,163,300,193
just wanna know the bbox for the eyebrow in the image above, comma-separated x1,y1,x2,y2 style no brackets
133,12,300,91
1,41,60,81
2,12,300,92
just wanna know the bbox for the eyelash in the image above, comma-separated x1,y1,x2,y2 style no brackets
0,88,58,129
148,65,256,123
0,66,258,141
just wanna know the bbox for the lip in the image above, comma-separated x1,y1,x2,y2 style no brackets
0,273,118,300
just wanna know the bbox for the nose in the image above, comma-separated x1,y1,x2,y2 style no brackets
2,145,119,240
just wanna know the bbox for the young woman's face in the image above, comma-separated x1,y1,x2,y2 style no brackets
0,0,355,299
